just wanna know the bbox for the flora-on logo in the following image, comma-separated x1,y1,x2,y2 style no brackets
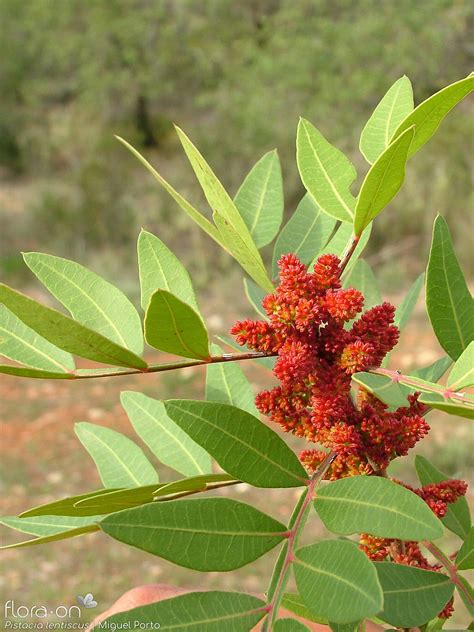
76,593,97,608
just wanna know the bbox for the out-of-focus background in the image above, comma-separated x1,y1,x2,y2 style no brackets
0,0,472,628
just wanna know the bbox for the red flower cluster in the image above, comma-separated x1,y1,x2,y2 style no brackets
231,253,425,471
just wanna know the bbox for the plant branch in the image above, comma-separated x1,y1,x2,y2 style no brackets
262,452,337,631
339,234,360,276
422,541,474,608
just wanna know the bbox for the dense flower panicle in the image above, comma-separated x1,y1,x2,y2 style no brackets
232,252,467,618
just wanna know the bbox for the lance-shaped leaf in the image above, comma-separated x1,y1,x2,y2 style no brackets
137,229,199,312
0,284,146,369
234,149,284,248
415,455,471,539
20,488,119,517
391,74,474,158
343,259,381,313
23,252,143,355
297,119,356,223
206,343,258,415
0,305,74,372
360,76,414,164
144,290,210,360
275,620,311,631
314,475,443,540
447,341,474,390
354,126,415,236
395,273,424,330
75,422,159,488
120,391,212,476
426,215,474,360
0,524,99,550
244,278,268,320
456,527,474,570
314,222,372,276
272,194,336,277
374,562,454,628
0,514,101,536
100,497,286,571
103,591,268,631
0,365,74,379
164,400,308,488
175,126,273,292
116,136,273,293
280,594,327,625
294,540,382,623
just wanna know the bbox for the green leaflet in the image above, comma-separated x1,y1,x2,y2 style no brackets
243,278,268,320
0,515,101,550
234,149,284,248
164,399,308,488
447,341,474,390
297,118,356,223
274,619,311,631
354,126,415,236
395,273,424,330
426,216,474,360
137,229,199,312
19,488,119,517
343,259,381,313
352,372,412,408
121,391,212,476
415,455,471,539
23,252,143,355
206,343,258,416
0,284,147,369
102,591,268,631
75,422,159,488
419,391,474,419
360,75,414,164
374,562,454,628
456,527,474,570
315,222,372,277
280,593,327,625
391,74,474,158
0,365,74,379
272,193,337,277
294,540,382,623
411,356,452,382
314,475,443,541
0,525,99,550
458,575,474,617
116,135,273,293
144,289,210,360
100,497,286,571
0,305,74,372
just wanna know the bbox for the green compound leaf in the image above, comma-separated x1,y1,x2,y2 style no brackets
456,527,474,570
0,284,147,369
426,215,474,360
75,422,159,488
243,278,268,320
360,75,414,164
314,475,443,541
137,229,199,312
206,343,258,416
23,252,143,355
100,497,286,571
391,74,474,158
280,593,327,625
274,619,310,631
144,289,210,360
164,399,308,488
415,455,471,539
419,391,474,419
103,591,267,631
121,391,212,477
447,341,474,390
297,119,356,223
354,126,415,236
374,562,454,628
313,222,372,276
19,488,119,518
343,259,381,313
0,305,74,372
294,540,382,623
234,149,284,248
272,193,337,277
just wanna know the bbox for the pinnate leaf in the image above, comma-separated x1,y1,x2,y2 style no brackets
144,289,210,360
234,149,284,248
360,75,414,164
75,422,159,488
100,497,286,571
426,215,473,360
314,475,443,540
294,540,382,623
374,562,454,628
164,399,308,488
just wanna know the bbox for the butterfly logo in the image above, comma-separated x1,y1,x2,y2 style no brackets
76,593,98,608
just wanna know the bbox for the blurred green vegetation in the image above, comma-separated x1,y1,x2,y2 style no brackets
0,0,472,291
